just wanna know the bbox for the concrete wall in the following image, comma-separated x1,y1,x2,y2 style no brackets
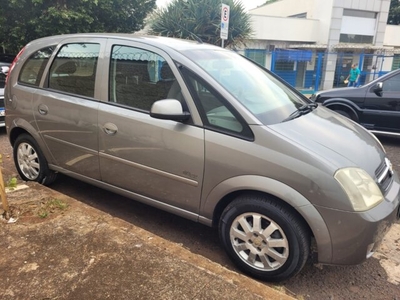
249,15,319,42
384,25,400,47
250,0,316,17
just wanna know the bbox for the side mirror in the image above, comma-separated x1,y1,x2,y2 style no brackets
374,82,383,97
150,99,190,122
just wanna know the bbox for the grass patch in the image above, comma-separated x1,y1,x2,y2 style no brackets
7,177,18,188
37,198,69,219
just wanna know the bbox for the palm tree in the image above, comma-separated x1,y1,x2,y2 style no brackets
148,0,252,48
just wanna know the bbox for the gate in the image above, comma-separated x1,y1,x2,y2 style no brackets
244,49,396,92
334,52,393,88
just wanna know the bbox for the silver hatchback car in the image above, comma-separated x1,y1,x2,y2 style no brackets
5,34,400,281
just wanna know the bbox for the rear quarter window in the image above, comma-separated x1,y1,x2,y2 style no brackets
19,46,55,86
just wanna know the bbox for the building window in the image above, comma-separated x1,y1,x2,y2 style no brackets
392,55,400,71
275,61,295,71
288,12,307,18
245,49,266,67
343,9,377,19
339,34,374,44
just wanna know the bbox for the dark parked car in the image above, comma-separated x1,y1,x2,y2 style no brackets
310,69,400,136
0,62,11,127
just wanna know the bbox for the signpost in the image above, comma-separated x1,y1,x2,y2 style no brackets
220,3,230,48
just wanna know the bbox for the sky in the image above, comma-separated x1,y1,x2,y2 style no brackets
155,0,266,11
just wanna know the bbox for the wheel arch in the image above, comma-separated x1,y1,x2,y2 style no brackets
323,98,360,122
9,118,39,146
8,118,54,165
201,175,333,263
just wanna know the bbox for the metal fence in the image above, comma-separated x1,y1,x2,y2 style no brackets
244,49,397,93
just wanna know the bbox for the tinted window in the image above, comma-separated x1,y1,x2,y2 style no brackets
48,43,99,98
109,45,181,111
383,74,400,92
19,46,55,86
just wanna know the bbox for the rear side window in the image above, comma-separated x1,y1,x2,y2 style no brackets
19,46,55,86
48,43,100,98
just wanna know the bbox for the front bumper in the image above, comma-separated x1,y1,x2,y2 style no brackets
316,171,400,265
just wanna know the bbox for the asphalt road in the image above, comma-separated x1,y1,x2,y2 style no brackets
1,127,399,299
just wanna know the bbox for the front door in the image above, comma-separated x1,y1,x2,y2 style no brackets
363,72,400,133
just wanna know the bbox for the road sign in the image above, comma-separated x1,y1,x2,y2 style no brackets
220,4,230,40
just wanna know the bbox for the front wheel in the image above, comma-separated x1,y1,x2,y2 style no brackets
219,194,310,282
13,134,57,185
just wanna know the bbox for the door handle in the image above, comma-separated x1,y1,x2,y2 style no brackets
103,122,118,135
38,104,49,115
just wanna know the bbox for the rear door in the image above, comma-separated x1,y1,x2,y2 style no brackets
363,72,400,133
97,40,205,214
33,38,105,179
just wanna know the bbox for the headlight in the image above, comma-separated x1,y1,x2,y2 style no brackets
334,168,384,211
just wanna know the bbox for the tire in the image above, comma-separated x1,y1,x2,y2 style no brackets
219,194,310,282
13,134,57,185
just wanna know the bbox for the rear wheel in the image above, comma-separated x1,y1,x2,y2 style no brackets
13,134,57,185
219,194,310,282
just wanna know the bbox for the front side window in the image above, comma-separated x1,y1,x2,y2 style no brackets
19,46,55,86
109,45,181,111
48,43,100,98
383,74,400,92
182,68,253,138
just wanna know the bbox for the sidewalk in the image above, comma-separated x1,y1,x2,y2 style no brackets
0,168,294,300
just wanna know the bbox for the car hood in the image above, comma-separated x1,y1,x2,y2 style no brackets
269,106,385,175
313,86,367,100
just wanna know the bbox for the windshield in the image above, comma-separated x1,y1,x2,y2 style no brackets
182,49,308,125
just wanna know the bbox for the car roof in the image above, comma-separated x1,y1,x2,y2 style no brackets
27,33,221,53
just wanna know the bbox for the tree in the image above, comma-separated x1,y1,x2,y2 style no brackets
148,0,252,48
0,0,156,54
388,0,400,25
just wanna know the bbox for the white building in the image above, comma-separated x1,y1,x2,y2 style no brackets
243,0,400,90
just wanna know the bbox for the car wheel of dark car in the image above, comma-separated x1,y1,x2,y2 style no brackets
219,193,310,281
14,134,57,185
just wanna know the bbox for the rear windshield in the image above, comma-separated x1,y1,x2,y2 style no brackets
182,49,307,125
